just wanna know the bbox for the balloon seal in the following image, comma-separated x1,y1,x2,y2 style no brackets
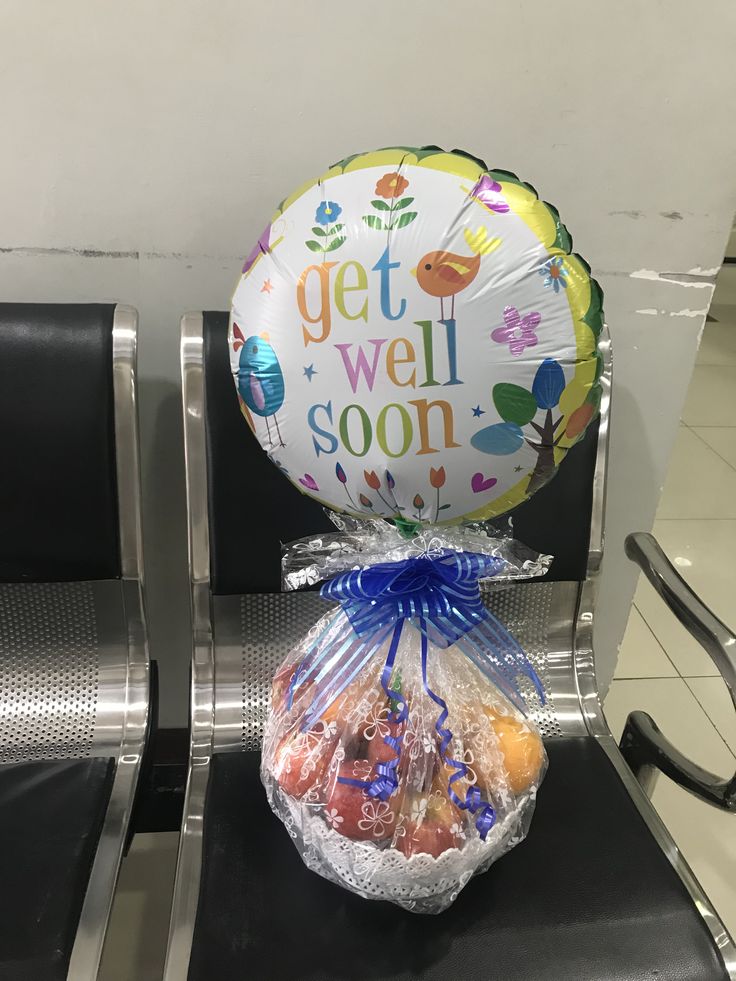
393,517,421,540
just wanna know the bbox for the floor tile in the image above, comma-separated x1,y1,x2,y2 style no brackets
633,518,736,677
604,678,734,768
687,677,736,757
635,577,720,677
696,324,736,366
650,777,736,940
98,832,179,981
614,607,677,679
604,678,736,938
656,426,736,519
710,265,736,306
692,427,736,470
648,520,736,631
682,366,736,426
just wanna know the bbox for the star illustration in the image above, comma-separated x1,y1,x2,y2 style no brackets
261,279,273,293
514,465,524,472
472,405,485,418
303,364,317,381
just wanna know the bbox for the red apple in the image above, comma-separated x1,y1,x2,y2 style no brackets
366,716,403,764
272,729,331,800
324,760,399,841
397,819,457,858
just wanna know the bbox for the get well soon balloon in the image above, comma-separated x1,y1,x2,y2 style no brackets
229,147,604,524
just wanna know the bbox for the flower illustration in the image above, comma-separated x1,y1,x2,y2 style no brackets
306,202,345,257
358,799,395,837
412,493,425,521
314,718,337,739
410,796,428,824
364,173,417,231
350,759,373,781
429,466,448,520
458,748,478,786
386,471,395,490
540,256,568,293
315,201,342,225
359,492,374,510
362,469,399,517
362,703,391,741
429,466,446,488
450,821,467,839
491,305,541,356
469,174,510,215
375,172,410,199
324,807,344,829
335,461,360,511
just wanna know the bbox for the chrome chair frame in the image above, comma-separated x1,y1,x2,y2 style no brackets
0,305,150,980
165,312,735,979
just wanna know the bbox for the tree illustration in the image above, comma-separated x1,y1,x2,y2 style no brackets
471,358,598,495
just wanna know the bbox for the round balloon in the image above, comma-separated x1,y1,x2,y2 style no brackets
229,146,604,525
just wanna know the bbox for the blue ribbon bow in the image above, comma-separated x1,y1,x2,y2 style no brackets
287,550,544,842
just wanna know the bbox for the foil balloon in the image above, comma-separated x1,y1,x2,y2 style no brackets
229,147,604,524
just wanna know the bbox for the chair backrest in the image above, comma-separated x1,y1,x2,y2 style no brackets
202,311,604,593
0,303,123,583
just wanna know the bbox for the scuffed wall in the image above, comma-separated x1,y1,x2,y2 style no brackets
1,1,735,724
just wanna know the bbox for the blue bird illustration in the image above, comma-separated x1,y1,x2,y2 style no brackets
237,332,285,446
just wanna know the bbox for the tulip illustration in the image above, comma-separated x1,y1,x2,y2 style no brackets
412,493,425,521
364,469,399,517
429,466,447,521
335,461,359,511
359,493,374,510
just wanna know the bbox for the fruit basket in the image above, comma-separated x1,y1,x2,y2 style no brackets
262,612,546,913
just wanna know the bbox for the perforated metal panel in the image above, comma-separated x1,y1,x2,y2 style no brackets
239,593,327,751
482,581,564,737
0,582,100,762
235,581,573,750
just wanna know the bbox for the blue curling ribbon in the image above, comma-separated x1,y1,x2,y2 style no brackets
418,620,495,840
286,549,545,834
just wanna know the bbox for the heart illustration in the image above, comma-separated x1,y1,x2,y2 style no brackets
471,472,498,494
299,473,319,491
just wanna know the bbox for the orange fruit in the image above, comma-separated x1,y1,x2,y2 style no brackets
489,713,545,794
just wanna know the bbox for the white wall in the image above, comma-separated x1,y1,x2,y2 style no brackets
2,1,735,725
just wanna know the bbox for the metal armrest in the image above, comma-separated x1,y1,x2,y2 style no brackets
621,532,736,810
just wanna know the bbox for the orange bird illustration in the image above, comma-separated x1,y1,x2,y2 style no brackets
413,227,501,319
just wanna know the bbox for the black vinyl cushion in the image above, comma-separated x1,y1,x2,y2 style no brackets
0,757,115,981
188,740,727,981
0,303,121,582
202,312,598,594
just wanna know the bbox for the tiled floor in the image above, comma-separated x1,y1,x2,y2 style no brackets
604,262,736,940
101,269,736,977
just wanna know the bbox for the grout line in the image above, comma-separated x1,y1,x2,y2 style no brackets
688,427,736,474
683,678,736,764
632,603,681,677
614,674,679,681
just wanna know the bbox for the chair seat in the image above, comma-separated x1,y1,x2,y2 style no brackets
0,757,115,981
189,739,727,981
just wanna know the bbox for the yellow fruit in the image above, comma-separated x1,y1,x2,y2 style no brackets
489,713,545,794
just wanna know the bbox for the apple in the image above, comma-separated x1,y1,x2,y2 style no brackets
324,759,399,841
272,728,332,800
397,819,457,858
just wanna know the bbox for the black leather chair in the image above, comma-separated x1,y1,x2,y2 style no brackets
0,304,150,981
164,311,734,981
